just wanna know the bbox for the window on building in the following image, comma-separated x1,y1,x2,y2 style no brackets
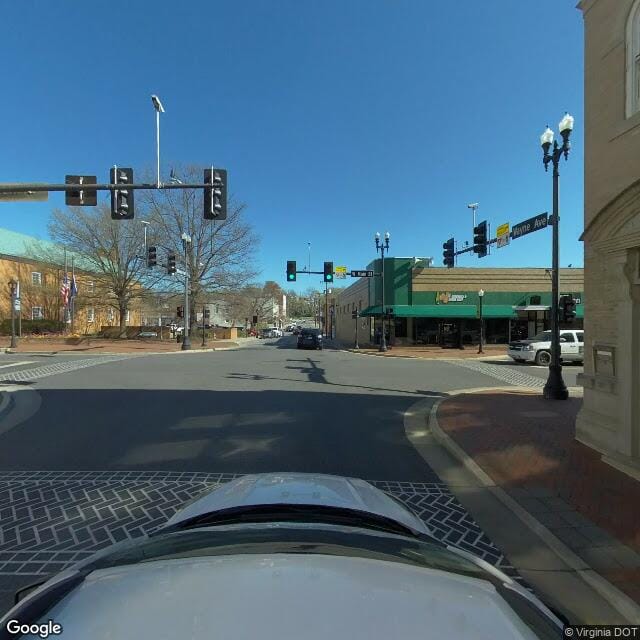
87,281,94,293
125,310,131,323
31,272,42,286
107,308,114,322
627,0,640,117
31,307,43,320
87,307,95,323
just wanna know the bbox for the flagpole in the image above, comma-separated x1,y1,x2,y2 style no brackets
64,249,68,333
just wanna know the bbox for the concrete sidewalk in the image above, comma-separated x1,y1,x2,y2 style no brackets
435,389,640,612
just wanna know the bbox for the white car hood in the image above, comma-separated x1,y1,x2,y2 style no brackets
42,554,542,640
162,472,431,536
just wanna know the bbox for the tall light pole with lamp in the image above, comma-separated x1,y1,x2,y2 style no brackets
477,289,485,354
540,112,574,400
375,231,390,352
151,95,165,189
181,232,192,351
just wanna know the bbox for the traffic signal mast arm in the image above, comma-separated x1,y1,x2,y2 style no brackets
0,182,215,193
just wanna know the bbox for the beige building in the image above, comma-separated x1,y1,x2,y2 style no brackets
576,0,640,478
333,259,583,348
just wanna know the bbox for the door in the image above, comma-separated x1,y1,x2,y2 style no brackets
560,332,579,361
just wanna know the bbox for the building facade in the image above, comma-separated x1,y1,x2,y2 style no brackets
0,227,142,333
576,0,640,478
333,259,584,347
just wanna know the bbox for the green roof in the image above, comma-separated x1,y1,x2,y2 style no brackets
361,303,584,319
0,227,91,270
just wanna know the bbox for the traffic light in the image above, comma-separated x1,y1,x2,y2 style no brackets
560,295,576,323
167,252,177,275
204,168,227,220
65,175,97,206
204,308,210,320
324,261,334,283
110,167,134,219
473,220,488,258
442,238,455,268
287,260,297,282
147,246,157,268
177,306,184,318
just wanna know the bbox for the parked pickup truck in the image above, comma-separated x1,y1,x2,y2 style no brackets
507,329,584,365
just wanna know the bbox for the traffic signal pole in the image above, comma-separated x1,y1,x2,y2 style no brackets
181,236,191,351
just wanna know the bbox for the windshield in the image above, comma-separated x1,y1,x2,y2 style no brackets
1,0,612,633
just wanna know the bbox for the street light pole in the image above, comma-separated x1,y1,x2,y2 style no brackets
201,305,207,348
375,231,390,352
477,288,484,354
181,233,192,350
541,113,574,400
8,280,17,349
354,312,359,349
151,95,165,190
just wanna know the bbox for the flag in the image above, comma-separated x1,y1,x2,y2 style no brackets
60,273,69,306
70,273,78,299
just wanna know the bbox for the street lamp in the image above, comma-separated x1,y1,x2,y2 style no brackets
477,288,485,354
467,202,479,228
151,94,165,189
8,279,18,349
375,231,390,352
540,112,574,400
181,232,192,350
141,220,150,256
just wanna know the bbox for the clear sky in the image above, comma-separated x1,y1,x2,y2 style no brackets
0,1,584,293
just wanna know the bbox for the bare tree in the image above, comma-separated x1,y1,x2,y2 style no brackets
47,204,154,335
139,166,259,332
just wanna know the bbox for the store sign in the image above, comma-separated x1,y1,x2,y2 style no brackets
436,292,467,304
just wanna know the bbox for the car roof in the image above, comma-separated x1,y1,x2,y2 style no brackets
41,554,542,639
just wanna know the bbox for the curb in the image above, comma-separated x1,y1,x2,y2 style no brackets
427,387,640,623
0,390,14,420
340,348,510,361
1,345,242,357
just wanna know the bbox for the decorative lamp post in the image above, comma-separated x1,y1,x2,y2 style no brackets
540,112,574,400
478,289,485,354
375,231,390,352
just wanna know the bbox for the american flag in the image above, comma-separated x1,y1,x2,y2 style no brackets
60,273,70,306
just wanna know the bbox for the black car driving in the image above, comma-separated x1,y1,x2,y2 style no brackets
297,328,323,350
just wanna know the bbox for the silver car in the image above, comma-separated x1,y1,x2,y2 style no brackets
1,473,564,639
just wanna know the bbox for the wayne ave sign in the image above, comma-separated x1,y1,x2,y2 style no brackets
511,213,548,239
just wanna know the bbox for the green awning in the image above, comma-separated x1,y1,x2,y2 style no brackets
360,305,518,318
360,303,584,320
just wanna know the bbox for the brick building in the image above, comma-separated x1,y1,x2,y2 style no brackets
0,227,142,333
332,259,584,348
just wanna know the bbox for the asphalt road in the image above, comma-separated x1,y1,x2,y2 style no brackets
0,337,582,612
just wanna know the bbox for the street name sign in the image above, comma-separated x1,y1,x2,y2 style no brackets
496,222,510,248
335,266,347,279
511,213,548,239
0,184,48,202
351,270,374,277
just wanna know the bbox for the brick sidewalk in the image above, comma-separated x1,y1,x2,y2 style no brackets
345,344,508,359
437,390,640,604
0,338,241,354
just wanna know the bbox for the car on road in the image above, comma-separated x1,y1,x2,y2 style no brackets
508,329,584,366
0,473,564,639
297,327,323,349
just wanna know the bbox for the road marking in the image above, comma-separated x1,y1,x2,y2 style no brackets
0,470,517,577
445,360,546,387
0,355,133,383
0,361,34,369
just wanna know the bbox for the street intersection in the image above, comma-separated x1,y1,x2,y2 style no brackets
0,338,586,614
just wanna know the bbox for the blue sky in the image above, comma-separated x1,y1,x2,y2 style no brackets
0,1,584,293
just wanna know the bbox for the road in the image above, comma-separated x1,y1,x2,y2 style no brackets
0,338,583,612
